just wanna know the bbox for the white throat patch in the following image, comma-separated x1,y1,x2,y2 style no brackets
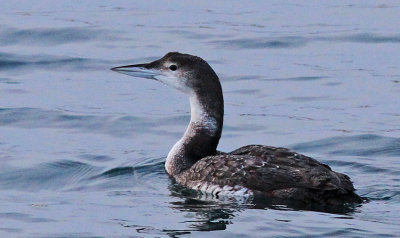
189,95,218,135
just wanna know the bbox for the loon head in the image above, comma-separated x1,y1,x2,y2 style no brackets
111,52,221,96
112,52,224,175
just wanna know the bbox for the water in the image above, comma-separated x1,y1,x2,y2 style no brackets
0,1,399,237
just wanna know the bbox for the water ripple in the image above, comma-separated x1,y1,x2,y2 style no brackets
211,36,308,49
71,157,166,192
0,212,56,223
0,160,98,191
0,52,103,71
291,134,400,157
0,27,123,46
92,157,165,180
321,33,400,44
0,107,185,137
211,33,400,49
225,75,327,81
323,159,394,174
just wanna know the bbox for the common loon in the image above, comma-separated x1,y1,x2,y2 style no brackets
112,52,362,204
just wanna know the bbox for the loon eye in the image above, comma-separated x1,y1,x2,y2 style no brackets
169,65,177,71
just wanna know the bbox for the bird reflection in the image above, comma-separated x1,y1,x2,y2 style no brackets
164,182,362,236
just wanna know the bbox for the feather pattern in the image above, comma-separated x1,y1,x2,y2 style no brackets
176,145,362,204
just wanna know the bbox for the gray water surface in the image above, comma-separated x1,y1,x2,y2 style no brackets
1,1,400,237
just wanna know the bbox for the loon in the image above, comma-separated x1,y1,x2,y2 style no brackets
112,52,362,204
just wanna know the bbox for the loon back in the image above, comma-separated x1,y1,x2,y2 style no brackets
112,52,362,204
177,145,361,204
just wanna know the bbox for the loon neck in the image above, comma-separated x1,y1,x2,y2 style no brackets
166,88,224,176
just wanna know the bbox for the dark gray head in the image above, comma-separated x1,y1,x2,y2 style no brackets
112,52,221,96
112,52,224,122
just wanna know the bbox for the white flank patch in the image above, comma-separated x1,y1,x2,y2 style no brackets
190,182,253,198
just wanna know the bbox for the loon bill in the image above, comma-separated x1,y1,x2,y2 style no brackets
112,52,362,204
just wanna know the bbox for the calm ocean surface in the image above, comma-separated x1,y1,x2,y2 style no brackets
0,1,399,237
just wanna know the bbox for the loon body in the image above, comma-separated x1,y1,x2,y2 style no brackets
112,52,362,204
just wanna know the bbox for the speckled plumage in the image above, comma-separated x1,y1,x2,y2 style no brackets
176,145,361,204
112,52,362,204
